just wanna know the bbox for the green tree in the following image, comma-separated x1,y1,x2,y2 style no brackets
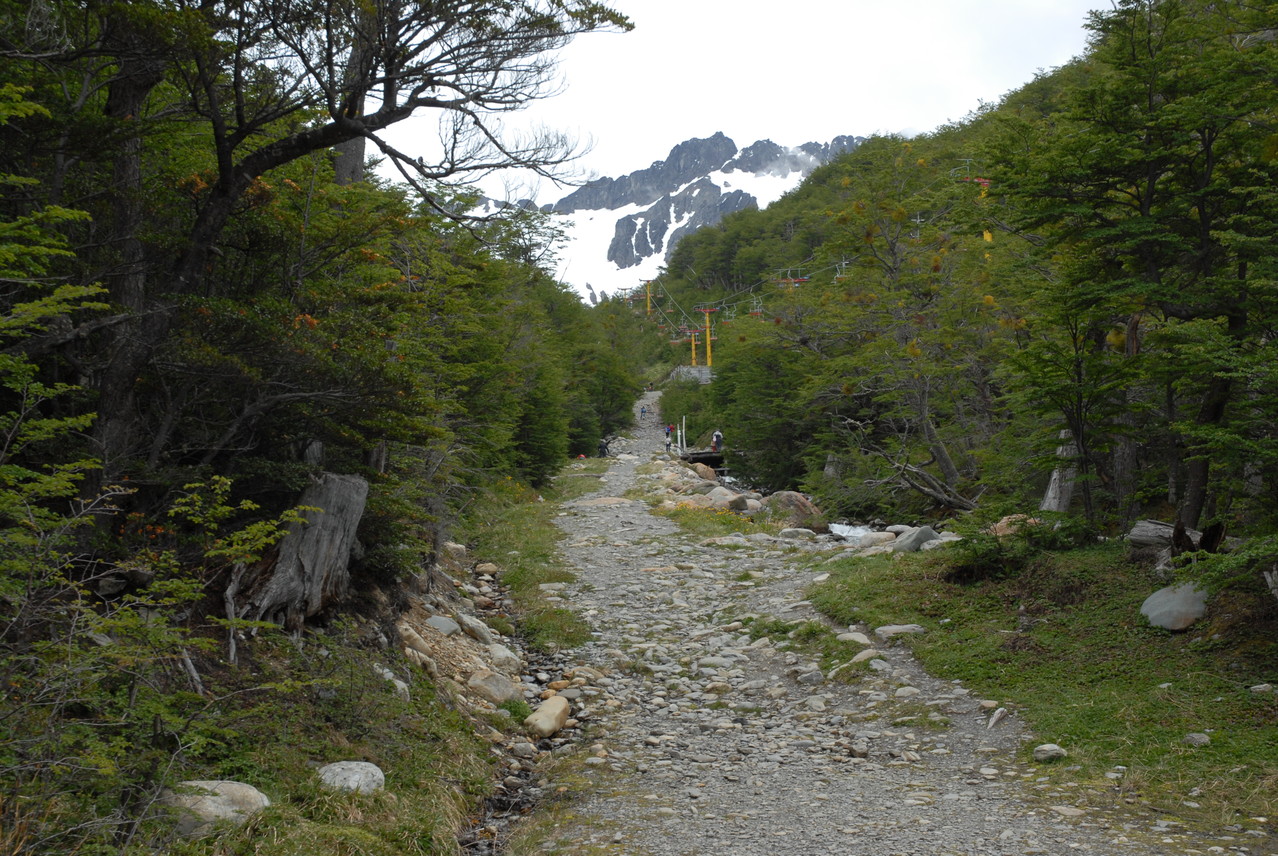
0,0,630,488
997,0,1278,527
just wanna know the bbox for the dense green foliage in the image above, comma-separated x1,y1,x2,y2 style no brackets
652,0,1278,551
0,4,642,851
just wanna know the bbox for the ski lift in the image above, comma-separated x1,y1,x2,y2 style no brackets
776,268,809,289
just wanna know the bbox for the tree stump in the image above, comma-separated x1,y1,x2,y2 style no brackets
240,473,369,630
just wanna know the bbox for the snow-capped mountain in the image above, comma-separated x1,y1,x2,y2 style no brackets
545,132,863,302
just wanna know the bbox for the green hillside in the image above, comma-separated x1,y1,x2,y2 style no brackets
647,0,1278,541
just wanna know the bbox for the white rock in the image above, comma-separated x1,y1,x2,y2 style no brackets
891,526,941,552
317,761,385,794
1140,583,1208,631
161,780,271,836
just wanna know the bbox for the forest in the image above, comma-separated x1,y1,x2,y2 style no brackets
654,0,1278,547
2,0,1277,852
0,1,657,851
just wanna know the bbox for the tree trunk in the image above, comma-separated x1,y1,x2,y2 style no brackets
1178,302,1246,529
920,404,961,488
93,17,167,481
239,473,370,630
1039,430,1077,514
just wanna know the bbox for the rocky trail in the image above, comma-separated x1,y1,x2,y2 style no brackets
503,392,1242,856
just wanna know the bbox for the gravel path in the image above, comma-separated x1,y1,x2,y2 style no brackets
535,392,1230,856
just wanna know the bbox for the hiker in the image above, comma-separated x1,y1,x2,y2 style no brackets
640,405,647,420
711,429,723,452
597,437,610,457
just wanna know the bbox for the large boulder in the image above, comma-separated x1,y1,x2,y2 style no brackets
763,491,823,528
161,780,271,836
693,462,718,480
467,669,523,705
424,614,461,636
524,696,571,738
891,526,942,552
707,487,746,511
1140,583,1208,631
676,494,713,508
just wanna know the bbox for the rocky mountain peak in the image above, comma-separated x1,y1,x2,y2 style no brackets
549,132,864,294
553,132,739,214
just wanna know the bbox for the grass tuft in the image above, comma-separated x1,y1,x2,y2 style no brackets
453,472,593,652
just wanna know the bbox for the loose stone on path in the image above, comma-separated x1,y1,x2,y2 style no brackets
526,392,1194,856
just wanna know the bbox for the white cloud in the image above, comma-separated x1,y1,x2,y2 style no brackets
380,1,1105,296
521,0,1102,179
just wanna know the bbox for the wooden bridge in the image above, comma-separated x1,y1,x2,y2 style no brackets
681,449,724,468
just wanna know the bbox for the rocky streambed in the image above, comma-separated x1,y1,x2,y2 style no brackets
490,392,1240,856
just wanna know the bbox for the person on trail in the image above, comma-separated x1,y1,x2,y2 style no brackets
640,405,647,420
665,435,672,453
711,429,723,452
597,437,610,457
666,423,673,437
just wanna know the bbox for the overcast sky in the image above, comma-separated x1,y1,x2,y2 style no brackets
484,0,1106,191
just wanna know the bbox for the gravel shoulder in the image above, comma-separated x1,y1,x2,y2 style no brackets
531,393,1206,856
